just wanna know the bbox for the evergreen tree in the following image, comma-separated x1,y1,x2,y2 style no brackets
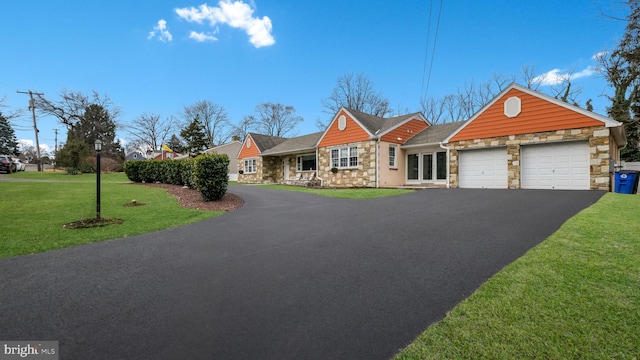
180,117,208,156
167,134,185,154
0,111,19,155
69,104,124,161
55,140,89,170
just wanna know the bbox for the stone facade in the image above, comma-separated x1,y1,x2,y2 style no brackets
448,126,614,190
317,140,377,188
237,157,281,184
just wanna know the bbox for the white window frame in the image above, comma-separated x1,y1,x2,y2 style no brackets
330,146,358,169
243,158,257,174
389,144,398,169
296,154,316,171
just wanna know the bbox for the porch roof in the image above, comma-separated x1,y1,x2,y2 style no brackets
261,132,323,156
402,121,465,148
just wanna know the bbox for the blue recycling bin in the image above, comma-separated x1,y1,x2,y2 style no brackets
615,170,639,194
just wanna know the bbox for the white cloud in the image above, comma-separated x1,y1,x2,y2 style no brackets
189,31,219,42
18,139,50,153
592,51,607,60
148,19,173,42
532,66,597,86
176,1,275,48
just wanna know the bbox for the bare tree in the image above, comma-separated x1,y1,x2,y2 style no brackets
550,69,583,106
419,96,446,124
420,75,513,123
254,103,303,137
0,95,23,120
232,115,257,140
521,65,544,90
126,113,176,152
321,72,392,125
35,89,120,133
181,100,230,147
18,140,48,162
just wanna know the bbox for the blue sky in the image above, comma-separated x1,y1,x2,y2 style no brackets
0,1,630,155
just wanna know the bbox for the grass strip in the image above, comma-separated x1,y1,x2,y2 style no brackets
394,193,640,359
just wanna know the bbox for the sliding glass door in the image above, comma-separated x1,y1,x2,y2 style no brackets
407,151,447,183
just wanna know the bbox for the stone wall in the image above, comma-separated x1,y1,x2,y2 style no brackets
318,140,377,187
237,157,282,184
448,126,612,190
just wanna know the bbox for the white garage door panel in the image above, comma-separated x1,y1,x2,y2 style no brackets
521,142,589,190
459,148,508,189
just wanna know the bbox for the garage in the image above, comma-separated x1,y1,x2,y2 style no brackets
521,141,590,190
459,147,508,189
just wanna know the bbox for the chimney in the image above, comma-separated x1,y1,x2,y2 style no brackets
232,135,241,142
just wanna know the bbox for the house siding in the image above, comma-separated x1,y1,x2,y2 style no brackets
448,126,612,190
378,141,406,187
318,140,377,187
238,135,261,159
450,88,604,142
380,119,429,143
318,109,371,148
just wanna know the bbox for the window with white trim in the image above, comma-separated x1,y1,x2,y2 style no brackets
389,145,398,168
297,154,316,171
243,158,257,173
330,146,358,169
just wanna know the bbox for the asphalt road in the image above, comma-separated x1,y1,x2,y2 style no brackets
0,187,604,359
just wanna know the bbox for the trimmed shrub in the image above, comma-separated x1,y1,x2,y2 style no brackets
180,158,197,189
194,154,229,201
123,161,143,182
123,156,229,201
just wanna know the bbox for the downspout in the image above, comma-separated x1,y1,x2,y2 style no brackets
316,146,323,187
375,139,380,188
439,142,450,188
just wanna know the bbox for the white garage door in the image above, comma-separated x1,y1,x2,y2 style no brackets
459,147,508,189
521,141,589,190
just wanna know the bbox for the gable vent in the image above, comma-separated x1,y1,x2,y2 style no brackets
338,115,347,131
504,96,521,118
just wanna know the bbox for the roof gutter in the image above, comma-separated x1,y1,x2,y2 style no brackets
401,142,441,149
261,147,316,157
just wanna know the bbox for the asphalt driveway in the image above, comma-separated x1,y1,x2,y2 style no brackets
0,187,603,359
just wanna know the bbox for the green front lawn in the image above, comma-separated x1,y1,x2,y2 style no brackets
394,193,640,359
0,172,223,258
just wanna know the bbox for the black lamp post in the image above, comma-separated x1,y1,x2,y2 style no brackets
95,140,102,219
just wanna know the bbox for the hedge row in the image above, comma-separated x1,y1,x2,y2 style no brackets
123,154,230,201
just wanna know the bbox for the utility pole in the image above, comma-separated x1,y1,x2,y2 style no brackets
17,90,45,171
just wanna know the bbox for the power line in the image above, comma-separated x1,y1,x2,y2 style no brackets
420,0,443,101
424,0,443,100
420,0,434,100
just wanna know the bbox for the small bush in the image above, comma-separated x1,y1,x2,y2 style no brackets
195,154,229,201
66,167,81,175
